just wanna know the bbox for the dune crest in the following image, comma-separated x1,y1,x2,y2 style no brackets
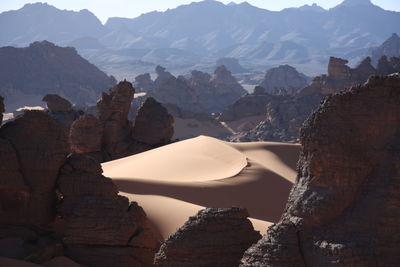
103,136,300,239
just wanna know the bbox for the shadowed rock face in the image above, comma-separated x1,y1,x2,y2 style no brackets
259,65,310,95
241,73,400,266
0,110,160,266
42,94,80,139
57,153,160,267
0,111,70,227
155,207,261,267
132,97,174,145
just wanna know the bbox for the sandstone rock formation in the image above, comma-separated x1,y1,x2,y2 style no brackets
155,207,261,267
0,111,70,227
69,81,174,161
134,73,155,92
241,73,400,266
259,65,310,95
0,109,160,266
69,114,104,161
149,66,199,113
97,80,135,160
57,153,160,267
42,94,80,138
132,97,174,145
143,65,246,114
229,56,400,142
211,65,246,107
0,41,116,112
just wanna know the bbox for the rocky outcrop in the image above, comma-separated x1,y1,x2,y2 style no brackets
132,97,174,145
211,65,246,106
372,33,400,64
97,80,135,160
0,41,116,112
57,153,160,267
241,73,400,266
259,65,310,95
229,56,400,142
0,110,160,266
134,73,155,92
69,81,174,161
149,66,199,113
69,114,104,161
42,94,81,139
144,65,246,114
0,111,70,227
155,207,261,267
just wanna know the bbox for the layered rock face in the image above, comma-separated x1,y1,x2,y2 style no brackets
57,153,160,267
155,207,261,267
0,41,116,112
0,107,160,266
259,65,310,95
229,56,400,142
241,73,400,266
132,97,174,145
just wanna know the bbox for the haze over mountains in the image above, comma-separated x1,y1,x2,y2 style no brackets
0,0,399,78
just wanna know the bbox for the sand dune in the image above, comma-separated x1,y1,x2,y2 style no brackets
102,136,300,239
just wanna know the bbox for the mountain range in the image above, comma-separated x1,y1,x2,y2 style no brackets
0,0,399,78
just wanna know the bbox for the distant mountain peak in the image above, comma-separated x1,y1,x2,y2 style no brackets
226,1,237,6
339,0,373,7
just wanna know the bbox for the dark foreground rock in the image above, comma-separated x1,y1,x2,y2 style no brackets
0,106,160,266
240,73,400,266
155,207,261,267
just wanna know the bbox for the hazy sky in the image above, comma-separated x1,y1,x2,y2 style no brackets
1,0,399,23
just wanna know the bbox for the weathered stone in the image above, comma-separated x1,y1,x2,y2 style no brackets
132,97,174,145
42,94,73,113
69,114,103,154
259,65,310,95
241,73,400,266
0,111,69,227
155,207,261,267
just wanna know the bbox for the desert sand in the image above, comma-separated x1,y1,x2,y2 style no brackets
103,135,300,239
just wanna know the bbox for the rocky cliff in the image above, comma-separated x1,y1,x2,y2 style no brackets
241,73,400,266
0,41,116,112
155,208,261,267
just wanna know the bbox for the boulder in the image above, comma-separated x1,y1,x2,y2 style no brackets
155,207,261,267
